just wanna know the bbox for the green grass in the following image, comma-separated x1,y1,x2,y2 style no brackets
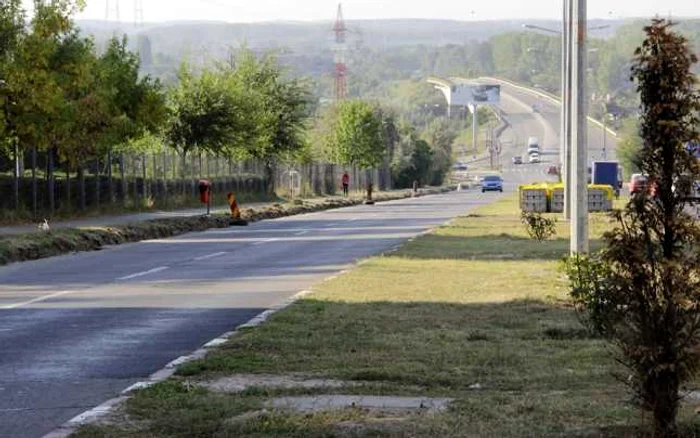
73,196,700,437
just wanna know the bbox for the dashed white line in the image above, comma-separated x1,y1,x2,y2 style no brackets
252,238,277,246
294,231,309,236
193,251,227,261
116,266,169,281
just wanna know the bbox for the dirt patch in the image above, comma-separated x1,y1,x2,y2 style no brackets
201,374,356,393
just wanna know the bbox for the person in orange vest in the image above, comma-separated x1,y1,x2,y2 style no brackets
341,171,350,196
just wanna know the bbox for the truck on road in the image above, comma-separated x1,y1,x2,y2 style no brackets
591,161,622,197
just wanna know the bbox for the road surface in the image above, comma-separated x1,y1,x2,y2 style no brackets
0,190,502,438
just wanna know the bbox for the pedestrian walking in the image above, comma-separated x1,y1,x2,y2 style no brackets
341,171,350,196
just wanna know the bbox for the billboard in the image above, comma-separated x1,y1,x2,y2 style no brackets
450,84,501,106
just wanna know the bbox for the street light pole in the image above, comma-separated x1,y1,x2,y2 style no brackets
570,0,589,254
562,0,572,219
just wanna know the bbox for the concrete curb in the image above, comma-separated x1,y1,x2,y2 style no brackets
42,289,316,438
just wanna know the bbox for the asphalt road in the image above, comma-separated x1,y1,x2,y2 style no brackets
496,82,619,164
0,190,502,438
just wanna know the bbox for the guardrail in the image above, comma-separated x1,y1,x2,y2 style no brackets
481,76,619,139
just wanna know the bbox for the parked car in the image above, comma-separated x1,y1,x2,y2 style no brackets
512,156,523,165
529,153,541,164
452,162,468,171
630,173,649,194
481,175,504,193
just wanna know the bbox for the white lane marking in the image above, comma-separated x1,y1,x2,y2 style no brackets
193,251,227,261
116,266,169,281
252,238,277,246
1,290,77,310
295,231,309,236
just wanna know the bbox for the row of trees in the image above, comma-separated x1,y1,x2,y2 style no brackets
0,1,317,214
0,0,166,211
1,1,460,217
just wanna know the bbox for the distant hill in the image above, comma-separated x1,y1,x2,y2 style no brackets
77,18,625,55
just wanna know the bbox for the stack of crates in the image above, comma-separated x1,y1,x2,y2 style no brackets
519,185,548,212
549,185,565,213
588,185,614,212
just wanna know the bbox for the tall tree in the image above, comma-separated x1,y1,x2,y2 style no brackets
227,50,312,193
567,19,700,436
165,64,245,165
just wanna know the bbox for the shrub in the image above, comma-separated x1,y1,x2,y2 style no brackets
520,211,556,241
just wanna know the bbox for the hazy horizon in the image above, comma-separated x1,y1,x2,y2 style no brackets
20,0,700,25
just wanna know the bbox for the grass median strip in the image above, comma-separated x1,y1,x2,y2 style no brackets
73,196,700,437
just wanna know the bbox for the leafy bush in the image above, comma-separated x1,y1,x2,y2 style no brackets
520,211,556,241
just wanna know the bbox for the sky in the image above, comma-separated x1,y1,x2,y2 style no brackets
22,0,700,23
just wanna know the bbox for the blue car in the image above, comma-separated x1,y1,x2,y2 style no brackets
481,175,504,193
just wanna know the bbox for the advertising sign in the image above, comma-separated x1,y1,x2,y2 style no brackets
450,84,501,106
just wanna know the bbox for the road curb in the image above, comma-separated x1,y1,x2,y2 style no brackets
41,289,316,438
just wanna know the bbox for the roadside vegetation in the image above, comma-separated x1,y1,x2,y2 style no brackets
566,20,700,436
0,1,466,223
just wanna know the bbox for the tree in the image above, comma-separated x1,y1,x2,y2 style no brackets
326,100,386,197
566,20,700,436
616,118,643,180
422,118,457,186
227,50,312,193
391,122,433,188
165,64,245,166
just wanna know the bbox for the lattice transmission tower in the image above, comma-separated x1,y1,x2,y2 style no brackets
332,4,348,101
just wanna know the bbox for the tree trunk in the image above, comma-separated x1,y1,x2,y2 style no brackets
13,143,20,211
108,151,114,203
94,158,101,209
78,166,86,211
652,370,679,437
142,153,147,200
264,160,275,195
119,154,126,204
65,165,71,212
47,148,55,215
31,146,37,216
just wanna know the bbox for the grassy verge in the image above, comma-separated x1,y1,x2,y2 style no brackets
74,196,700,437
0,188,451,266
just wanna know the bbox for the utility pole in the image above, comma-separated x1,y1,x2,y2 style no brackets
562,0,573,220
570,0,589,254
472,104,478,156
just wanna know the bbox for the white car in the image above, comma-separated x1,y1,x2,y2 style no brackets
529,153,541,164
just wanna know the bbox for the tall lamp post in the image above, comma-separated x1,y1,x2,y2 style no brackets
523,0,592,254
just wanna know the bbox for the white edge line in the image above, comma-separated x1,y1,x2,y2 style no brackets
116,266,169,281
193,251,227,261
41,289,315,438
